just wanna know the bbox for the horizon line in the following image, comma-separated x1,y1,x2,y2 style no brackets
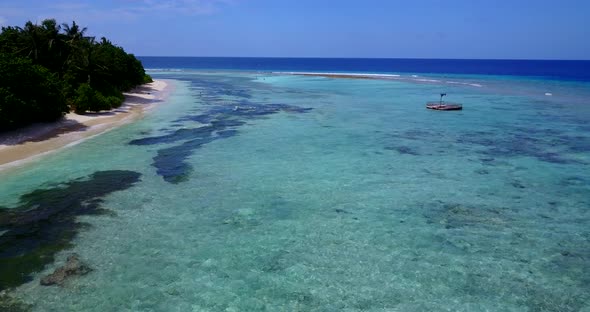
136,56,590,62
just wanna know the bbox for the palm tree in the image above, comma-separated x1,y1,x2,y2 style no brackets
38,19,66,73
61,21,96,83
61,21,87,44
12,19,65,72
41,19,61,49
20,21,40,61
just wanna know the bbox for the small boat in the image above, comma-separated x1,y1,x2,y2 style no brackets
426,93,462,111
426,103,463,110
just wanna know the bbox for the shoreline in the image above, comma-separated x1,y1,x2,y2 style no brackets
0,80,171,172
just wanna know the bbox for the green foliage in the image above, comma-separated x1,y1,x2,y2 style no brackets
143,74,154,84
0,54,67,130
107,95,124,108
73,83,112,113
0,19,150,129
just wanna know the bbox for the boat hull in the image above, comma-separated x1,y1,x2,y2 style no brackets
426,103,463,111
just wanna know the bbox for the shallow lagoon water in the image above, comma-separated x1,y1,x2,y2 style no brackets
1,71,590,311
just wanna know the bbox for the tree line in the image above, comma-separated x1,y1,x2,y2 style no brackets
0,19,152,131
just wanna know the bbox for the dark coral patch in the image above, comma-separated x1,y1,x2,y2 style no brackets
384,145,420,156
457,128,589,165
152,137,214,183
422,201,509,230
129,74,314,183
0,170,141,290
129,125,216,146
131,101,311,183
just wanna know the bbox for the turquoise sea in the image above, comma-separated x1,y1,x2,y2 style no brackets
2,61,590,311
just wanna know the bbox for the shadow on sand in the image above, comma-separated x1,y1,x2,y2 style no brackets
0,119,89,146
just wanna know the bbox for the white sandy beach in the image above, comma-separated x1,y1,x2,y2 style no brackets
0,80,169,171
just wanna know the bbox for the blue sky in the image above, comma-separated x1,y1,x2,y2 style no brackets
1,0,589,59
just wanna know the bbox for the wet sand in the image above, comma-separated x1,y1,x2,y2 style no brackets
0,80,170,171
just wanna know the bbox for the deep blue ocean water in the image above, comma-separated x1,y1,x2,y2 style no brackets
139,57,590,81
2,57,590,311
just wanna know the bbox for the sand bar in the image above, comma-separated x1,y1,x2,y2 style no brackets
0,80,170,171
273,71,485,88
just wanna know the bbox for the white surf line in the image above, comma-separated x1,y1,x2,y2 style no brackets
273,71,485,87
445,80,484,88
272,71,402,78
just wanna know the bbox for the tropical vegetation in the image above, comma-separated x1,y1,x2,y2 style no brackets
0,19,152,131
